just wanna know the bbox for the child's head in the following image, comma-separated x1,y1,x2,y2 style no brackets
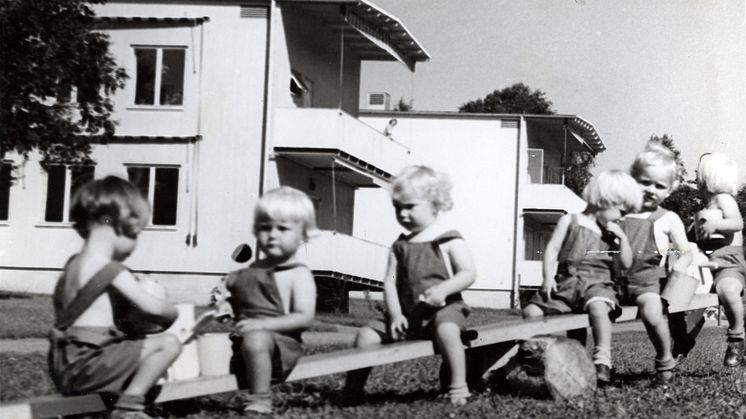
70,175,150,240
391,165,453,232
582,170,642,223
630,139,679,210
696,152,739,196
253,186,318,259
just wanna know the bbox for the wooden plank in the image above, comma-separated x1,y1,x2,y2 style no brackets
0,394,107,419
156,375,238,402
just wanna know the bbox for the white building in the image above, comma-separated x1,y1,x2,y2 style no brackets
0,0,606,309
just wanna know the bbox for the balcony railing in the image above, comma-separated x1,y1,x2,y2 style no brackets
522,183,587,214
273,108,411,181
298,230,388,287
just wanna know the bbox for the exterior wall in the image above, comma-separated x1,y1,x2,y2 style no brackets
0,2,270,303
359,114,520,308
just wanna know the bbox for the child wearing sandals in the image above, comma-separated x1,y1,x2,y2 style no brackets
523,170,641,385
616,140,693,388
221,186,317,415
693,153,746,367
48,176,181,419
344,165,477,406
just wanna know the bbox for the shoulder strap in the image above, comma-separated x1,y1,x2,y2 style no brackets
55,262,127,330
648,207,669,223
434,230,463,244
435,231,462,278
274,262,308,272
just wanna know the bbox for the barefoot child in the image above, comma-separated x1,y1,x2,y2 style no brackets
693,153,745,367
616,140,693,387
48,176,181,418
222,186,317,414
344,165,476,406
523,170,641,385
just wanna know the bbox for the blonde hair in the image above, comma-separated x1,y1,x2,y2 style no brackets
630,139,679,188
697,152,739,195
70,176,150,238
253,186,318,239
582,170,642,213
391,165,453,212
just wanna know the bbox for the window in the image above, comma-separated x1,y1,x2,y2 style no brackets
127,166,179,226
44,165,95,223
0,162,12,221
134,47,186,106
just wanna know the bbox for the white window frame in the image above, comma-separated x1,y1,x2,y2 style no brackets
39,164,95,225
130,46,187,108
125,164,180,228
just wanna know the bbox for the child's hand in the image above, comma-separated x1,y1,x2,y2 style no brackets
389,314,408,341
233,318,263,334
542,277,557,300
602,221,625,245
697,218,719,237
421,286,447,307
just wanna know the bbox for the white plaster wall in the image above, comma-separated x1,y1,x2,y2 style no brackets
358,115,520,299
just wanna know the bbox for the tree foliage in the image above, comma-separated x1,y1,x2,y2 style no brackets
661,182,704,226
649,134,687,183
562,151,595,196
459,82,555,115
0,0,126,165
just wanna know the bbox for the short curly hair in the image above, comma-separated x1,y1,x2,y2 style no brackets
391,165,454,212
630,139,680,188
70,176,150,238
582,170,642,213
697,152,739,196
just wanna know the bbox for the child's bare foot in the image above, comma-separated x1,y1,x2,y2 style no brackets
243,392,273,415
445,383,470,406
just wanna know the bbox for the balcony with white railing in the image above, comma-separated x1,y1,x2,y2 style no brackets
272,108,411,186
298,230,388,288
523,181,587,214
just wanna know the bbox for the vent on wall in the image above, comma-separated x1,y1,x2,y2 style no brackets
367,92,391,111
501,120,519,129
241,6,267,18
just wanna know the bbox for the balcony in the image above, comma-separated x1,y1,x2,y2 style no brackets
523,183,587,215
272,108,411,187
298,230,388,288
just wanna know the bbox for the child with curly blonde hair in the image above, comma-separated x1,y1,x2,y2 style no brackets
344,165,477,406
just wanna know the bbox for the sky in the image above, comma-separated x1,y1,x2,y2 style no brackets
359,0,746,180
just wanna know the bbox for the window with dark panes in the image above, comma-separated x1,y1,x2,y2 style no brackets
0,162,12,221
44,165,94,222
126,166,179,226
134,47,185,106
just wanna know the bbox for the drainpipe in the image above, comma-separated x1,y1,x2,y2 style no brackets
510,117,524,309
257,1,275,198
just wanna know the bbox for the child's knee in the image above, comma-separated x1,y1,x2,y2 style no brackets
162,333,182,356
523,304,544,318
587,301,610,317
240,330,274,354
716,278,744,301
434,321,461,339
355,327,381,348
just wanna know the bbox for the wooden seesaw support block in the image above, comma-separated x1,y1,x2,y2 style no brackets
0,293,719,419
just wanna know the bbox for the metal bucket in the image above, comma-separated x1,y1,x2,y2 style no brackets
197,333,232,376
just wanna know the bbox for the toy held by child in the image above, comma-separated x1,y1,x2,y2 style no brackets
523,170,642,386
47,176,181,419
616,140,694,388
344,165,477,406
693,153,746,367
221,186,317,415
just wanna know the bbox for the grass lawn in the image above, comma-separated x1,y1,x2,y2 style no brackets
2,292,745,417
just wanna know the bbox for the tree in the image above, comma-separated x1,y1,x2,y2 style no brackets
661,182,703,227
562,151,595,196
0,0,126,166
459,82,554,114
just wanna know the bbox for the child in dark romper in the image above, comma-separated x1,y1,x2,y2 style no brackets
344,166,477,406
220,187,317,415
523,170,641,385
48,176,181,419
617,140,693,388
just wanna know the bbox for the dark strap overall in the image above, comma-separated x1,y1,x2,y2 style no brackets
54,262,126,331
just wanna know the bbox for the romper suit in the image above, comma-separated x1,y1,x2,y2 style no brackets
226,263,307,384
48,261,144,397
370,230,470,340
617,208,668,302
528,214,621,317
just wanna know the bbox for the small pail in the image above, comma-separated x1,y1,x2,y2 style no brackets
661,270,699,312
197,333,232,376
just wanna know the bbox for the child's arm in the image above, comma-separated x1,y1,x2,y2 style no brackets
663,212,694,273
604,221,633,269
701,194,744,234
542,215,571,299
234,268,316,333
111,270,178,325
383,250,407,339
421,238,476,306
